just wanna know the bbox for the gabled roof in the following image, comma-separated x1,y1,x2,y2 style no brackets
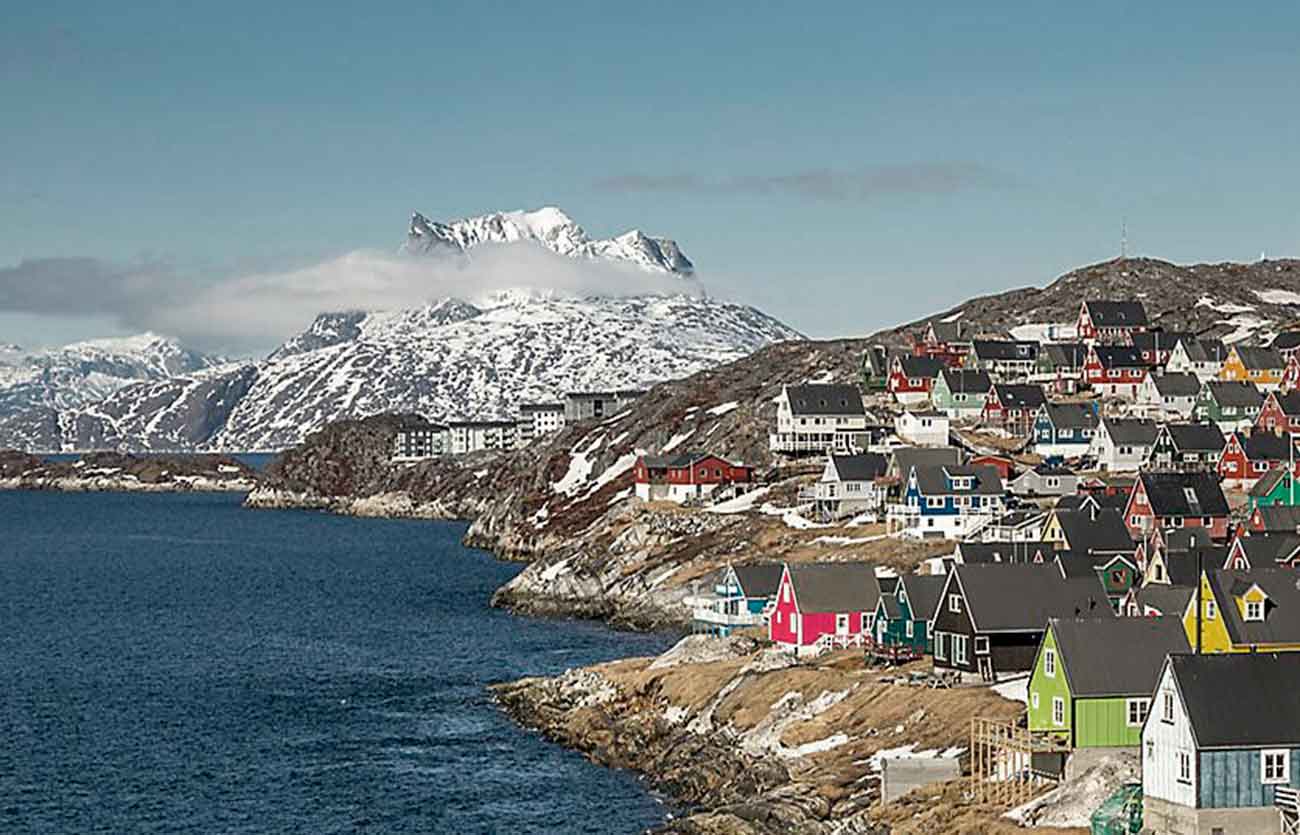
1253,505,1300,533
1231,533,1300,567
1135,585,1194,617
1163,527,1214,553
1234,430,1299,462
898,574,946,621
730,563,786,598
1153,548,1216,587
928,321,968,343
1138,471,1230,517
828,453,888,483
1271,331,1300,352
1180,339,1229,364
785,384,866,416
1247,467,1289,498
895,356,947,379
990,384,1047,410
1053,508,1135,554
1049,617,1188,698
1083,300,1149,328
1202,380,1264,409
939,368,993,394
973,340,1040,362
1091,346,1148,369
1132,331,1195,353
1170,653,1300,749
1041,402,1099,430
1149,373,1201,398
1056,492,1129,513
957,540,1056,565
1206,568,1300,649
1161,423,1227,453
787,562,881,613
1233,346,1285,371
1269,390,1300,418
889,446,961,478
1041,343,1089,368
952,564,1113,632
1101,417,1159,446
880,593,903,620
913,464,1004,496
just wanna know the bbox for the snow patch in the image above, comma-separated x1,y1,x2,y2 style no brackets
1256,288,1300,306
706,486,771,514
1009,322,1076,342
705,401,740,417
661,428,694,454
991,674,1029,704
1197,296,1256,314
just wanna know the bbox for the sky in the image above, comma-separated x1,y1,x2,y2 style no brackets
3,1,1300,353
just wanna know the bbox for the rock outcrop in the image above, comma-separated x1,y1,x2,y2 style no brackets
0,449,259,492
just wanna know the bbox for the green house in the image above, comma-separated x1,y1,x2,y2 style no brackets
1027,617,1188,749
1248,467,1300,510
872,574,945,652
1194,380,1264,425
929,369,992,418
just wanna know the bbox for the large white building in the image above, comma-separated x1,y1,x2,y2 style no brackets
519,402,565,442
448,419,520,455
770,383,869,454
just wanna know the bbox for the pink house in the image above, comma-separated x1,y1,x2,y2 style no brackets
769,562,883,656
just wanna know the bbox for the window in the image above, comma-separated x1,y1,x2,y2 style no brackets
1052,697,1065,726
836,613,849,632
949,594,962,614
954,635,968,664
975,636,990,655
1177,751,1191,784
1146,740,1155,761
1246,600,1264,621
1163,691,1175,723
927,496,944,509
1044,648,1056,678
1263,749,1290,785
905,620,914,638
934,632,947,660
1031,692,1039,709
1127,698,1149,727
1205,599,1217,620
783,583,791,603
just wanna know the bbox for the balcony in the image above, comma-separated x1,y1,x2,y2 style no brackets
685,595,765,628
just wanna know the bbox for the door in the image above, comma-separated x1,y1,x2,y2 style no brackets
977,656,993,682
836,613,849,637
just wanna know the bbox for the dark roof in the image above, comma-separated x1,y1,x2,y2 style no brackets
829,453,888,482
1248,467,1289,498
913,464,1004,496
1155,547,1224,587
1150,373,1202,398
1136,585,1195,617
787,562,881,613
1091,346,1148,369
973,340,1040,362
730,563,786,598
957,541,1056,565
1050,617,1188,698
953,564,1113,632
1054,508,1135,554
1041,343,1089,369
1041,402,1098,430
1254,505,1300,533
880,594,903,619
519,402,564,412
1101,417,1159,446
1181,339,1230,364
928,321,968,343
898,574,946,621
1033,463,1075,476
1164,528,1214,553
1171,653,1300,748
1272,391,1300,417
1271,331,1300,351
895,356,947,379
1084,300,1149,328
991,384,1047,410
785,384,866,416
940,368,993,394
1236,430,1298,462
1234,346,1284,371
1139,471,1230,517
1233,533,1300,567
1162,423,1227,454
1132,331,1195,353
890,446,961,478
1203,380,1264,409
1207,568,1300,649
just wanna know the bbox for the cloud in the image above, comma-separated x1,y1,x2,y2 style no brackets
0,244,704,355
593,163,1013,201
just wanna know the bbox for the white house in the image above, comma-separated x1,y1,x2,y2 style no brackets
770,383,869,454
814,453,888,521
1090,417,1159,472
1137,373,1200,420
1166,338,1228,383
894,410,950,447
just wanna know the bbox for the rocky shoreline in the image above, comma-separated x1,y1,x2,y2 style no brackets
0,450,260,493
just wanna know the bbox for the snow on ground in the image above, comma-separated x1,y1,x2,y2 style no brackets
757,503,828,530
539,557,571,582
584,451,638,496
861,743,964,772
810,533,890,546
1005,750,1139,829
788,733,850,758
807,370,835,384
1219,313,1272,344
1009,322,1076,342
1197,296,1256,314
1256,288,1300,306
661,428,695,453
551,435,603,494
707,486,772,514
606,487,632,505
706,400,740,417
939,310,964,323
991,673,1029,704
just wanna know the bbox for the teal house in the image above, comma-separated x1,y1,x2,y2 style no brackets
1248,467,1300,511
690,563,784,637
872,573,945,652
930,369,992,419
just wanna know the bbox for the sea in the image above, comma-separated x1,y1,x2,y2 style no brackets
0,491,676,834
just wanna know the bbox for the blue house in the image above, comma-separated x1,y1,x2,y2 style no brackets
891,464,1005,540
1143,653,1300,834
689,563,784,636
1032,402,1099,461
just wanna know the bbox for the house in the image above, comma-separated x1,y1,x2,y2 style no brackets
982,383,1047,436
894,410,950,447
1057,490,1132,515
1193,379,1264,433
970,454,1014,481
688,563,785,636
893,464,1005,539
1166,338,1229,383
1083,346,1150,399
1255,390,1300,435
564,390,644,423
1125,471,1231,541
977,510,1049,543
1056,551,1139,611
1034,343,1089,393
972,340,1040,380
888,356,946,406
1137,372,1201,420
1033,402,1099,459
518,402,566,441
1145,423,1226,472
634,453,755,504
1218,431,1299,490
954,540,1056,566
1219,345,1285,391
1010,464,1079,498
862,345,891,391
1077,300,1149,344
1091,417,1159,472
1271,330,1300,359
1141,530,1220,588
1027,617,1188,749
1122,584,1196,618
1185,567,1300,653
1042,507,1136,557
771,384,869,454
392,419,450,460
1222,533,1300,572
448,418,520,454
913,320,971,369
1284,353,1300,393
1249,504,1300,534
1248,469,1300,512
872,574,946,653
1142,653,1300,835
930,369,993,419
931,564,1113,681
1133,331,1196,368
814,453,888,521
769,562,882,656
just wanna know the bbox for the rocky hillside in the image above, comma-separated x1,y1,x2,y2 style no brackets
0,449,259,492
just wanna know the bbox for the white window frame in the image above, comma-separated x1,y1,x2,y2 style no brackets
1263,749,1290,785
836,613,849,632
1205,599,1217,620
1246,599,1264,622
1127,698,1149,727
1044,648,1056,678
953,635,968,665
934,631,947,660
1162,690,1175,723
1177,751,1192,785
949,594,962,614
905,620,914,638
1052,696,1065,726
1031,692,1039,709
975,636,990,655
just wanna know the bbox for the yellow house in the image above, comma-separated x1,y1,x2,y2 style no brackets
1218,346,1284,389
1182,568,1300,653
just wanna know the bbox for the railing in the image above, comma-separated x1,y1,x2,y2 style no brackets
685,595,766,628
813,633,866,655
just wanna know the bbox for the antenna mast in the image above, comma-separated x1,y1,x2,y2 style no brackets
1120,218,1128,260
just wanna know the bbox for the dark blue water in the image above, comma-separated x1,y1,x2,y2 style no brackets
0,492,674,834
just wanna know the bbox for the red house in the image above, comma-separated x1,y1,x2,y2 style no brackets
981,383,1046,436
769,562,883,656
1124,471,1231,542
1257,391,1300,435
888,355,945,405
1077,300,1150,345
634,453,754,503
1217,431,1300,490
911,321,970,369
970,454,1014,481
1083,345,1149,398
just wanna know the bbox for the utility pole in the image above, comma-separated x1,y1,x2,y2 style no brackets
1196,546,1203,655
1121,218,1128,260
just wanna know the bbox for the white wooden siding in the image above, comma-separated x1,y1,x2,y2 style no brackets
1142,664,1197,808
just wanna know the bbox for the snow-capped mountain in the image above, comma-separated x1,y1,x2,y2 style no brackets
0,209,801,451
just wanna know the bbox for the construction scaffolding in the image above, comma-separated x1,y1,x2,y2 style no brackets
969,716,1072,807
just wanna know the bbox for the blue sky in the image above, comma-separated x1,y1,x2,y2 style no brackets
3,1,1300,349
